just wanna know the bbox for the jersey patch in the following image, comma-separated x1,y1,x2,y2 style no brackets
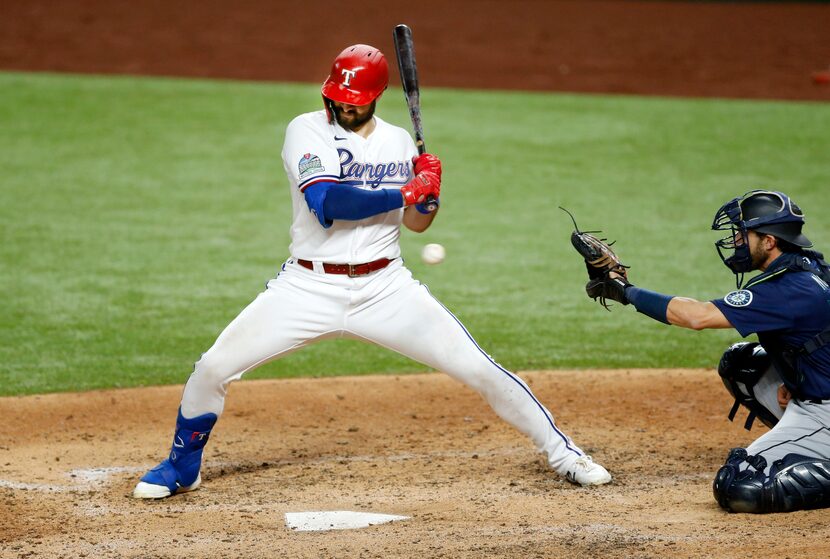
724,289,754,308
298,153,325,179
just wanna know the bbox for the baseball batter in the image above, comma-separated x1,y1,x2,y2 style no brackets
133,43,611,499
583,190,830,513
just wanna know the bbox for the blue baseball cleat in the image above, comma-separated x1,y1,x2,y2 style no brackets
133,409,217,499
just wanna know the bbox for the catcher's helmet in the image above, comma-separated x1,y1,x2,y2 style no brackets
712,190,811,279
321,44,388,121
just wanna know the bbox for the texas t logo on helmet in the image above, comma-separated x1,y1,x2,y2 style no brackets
341,68,357,86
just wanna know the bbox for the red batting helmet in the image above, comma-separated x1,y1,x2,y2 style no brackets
321,44,388,118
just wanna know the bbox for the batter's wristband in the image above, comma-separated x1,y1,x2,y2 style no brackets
415,197,439,214
625,286,672,325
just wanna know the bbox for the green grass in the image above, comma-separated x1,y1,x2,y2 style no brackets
1,71,828,395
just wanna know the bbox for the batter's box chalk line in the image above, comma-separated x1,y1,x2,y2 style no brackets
284,511,410,532
0,466,146,493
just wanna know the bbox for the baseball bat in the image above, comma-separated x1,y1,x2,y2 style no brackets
393,24,438,212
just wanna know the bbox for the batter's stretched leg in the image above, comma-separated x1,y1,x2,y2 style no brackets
345,263,610,485
134,264,347,498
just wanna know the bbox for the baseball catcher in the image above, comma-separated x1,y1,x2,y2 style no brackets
565,191,830,514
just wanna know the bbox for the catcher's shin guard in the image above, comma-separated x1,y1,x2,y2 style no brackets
713,448,765,512
718,342,782,430
134,408,217,498
714,450,830,513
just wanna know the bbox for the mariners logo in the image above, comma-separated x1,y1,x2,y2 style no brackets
724,289,753,307
298,153,324,179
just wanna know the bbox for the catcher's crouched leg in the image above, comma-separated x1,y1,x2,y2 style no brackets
713,449,830,513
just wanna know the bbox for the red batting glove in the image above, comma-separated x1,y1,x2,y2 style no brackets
400,170,440,206
412,154,442,181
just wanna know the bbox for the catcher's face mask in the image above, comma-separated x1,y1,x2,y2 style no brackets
713,195,753,280
712,190,808,287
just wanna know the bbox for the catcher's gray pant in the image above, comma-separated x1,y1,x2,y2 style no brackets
745,398,830,475
178,258,587,475
732,363,830,474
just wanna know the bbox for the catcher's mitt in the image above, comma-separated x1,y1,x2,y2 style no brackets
560,207,631,309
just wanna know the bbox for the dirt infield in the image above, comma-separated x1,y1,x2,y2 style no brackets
3,369,830,559
4,1,830,557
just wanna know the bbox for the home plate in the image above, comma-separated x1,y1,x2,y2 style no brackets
285,511,410,532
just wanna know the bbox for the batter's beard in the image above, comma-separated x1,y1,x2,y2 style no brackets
333,101,376,131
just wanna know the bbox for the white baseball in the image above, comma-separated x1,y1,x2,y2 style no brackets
421,243,445,265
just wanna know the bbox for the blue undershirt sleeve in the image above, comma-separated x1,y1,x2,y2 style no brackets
625,286,673,325
303,181,405,228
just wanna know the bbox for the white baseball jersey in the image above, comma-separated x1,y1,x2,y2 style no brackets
281,110,417,263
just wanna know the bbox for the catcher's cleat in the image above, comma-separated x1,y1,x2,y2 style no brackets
132,408,217,499
565,455,612,486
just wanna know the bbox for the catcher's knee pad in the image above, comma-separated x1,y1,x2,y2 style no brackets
718,342,782,430
714,451,830,513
